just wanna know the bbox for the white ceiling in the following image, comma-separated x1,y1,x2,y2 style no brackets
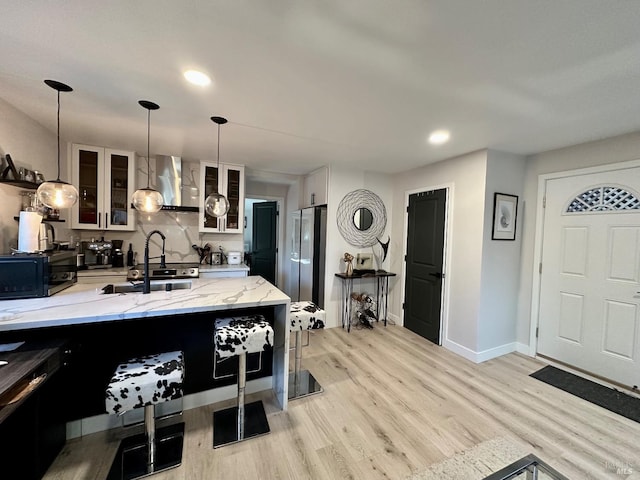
2,1,640,176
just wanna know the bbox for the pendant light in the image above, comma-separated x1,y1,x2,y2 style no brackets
204,116,230,217
132,100,164,213
37,80,79,209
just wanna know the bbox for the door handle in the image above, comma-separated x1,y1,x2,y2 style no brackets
429,272,444,279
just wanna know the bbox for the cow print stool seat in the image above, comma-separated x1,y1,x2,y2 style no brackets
105,351,185,480
289,301,325,400
213,315,274,448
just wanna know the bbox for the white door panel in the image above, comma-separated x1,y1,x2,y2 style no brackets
538,168,640,387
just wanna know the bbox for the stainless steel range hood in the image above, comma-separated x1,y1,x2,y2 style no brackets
155,155,199,212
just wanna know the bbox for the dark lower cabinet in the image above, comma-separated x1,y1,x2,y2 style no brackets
0,343,68,480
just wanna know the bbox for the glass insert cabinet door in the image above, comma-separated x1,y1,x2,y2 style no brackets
199,162,245,234
77,147,101,226
203,164,220,229
105,151,133,228
224,164,241,231
71,144,136,231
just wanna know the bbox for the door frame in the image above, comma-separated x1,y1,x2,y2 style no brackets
400,182,453,345
529,158,640,356
244,195,286,288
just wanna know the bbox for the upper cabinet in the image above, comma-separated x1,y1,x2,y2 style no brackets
302,166,328,208
198,162,245,234
70,144,136,231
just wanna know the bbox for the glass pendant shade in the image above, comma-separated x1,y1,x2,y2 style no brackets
37,180,78,209
204,193,230,217
132,187,164,213
38,79,79,209
205,116,229,218
132,100,163,213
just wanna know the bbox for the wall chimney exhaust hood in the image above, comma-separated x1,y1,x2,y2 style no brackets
155,155,199,212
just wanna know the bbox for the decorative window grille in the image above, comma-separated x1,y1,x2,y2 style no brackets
566,186,640,213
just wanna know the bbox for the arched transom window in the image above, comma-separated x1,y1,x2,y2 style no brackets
566,186,640,213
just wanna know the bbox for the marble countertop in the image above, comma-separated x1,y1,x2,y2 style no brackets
0,276,289,332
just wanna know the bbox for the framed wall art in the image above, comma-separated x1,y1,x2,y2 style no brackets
492,192,518,240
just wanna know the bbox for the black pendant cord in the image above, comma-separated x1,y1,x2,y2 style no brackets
146,108,151,189
56,89,61,182
217,122,220,172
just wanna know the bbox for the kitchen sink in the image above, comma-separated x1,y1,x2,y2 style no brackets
102,280,193,294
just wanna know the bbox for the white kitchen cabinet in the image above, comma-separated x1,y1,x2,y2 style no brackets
302,166,328,208
198,162,245,234
71,144,136,231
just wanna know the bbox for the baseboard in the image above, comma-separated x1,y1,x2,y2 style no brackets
66,376,273,439
515,342,532,356
387,313,401,326
442,339,516,363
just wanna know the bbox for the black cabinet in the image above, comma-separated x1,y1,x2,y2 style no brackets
0,341,68,480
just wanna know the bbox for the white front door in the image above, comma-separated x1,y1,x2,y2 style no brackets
538,167,640,388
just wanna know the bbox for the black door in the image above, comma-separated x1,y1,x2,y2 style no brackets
250,201,278,285
404,189,446,344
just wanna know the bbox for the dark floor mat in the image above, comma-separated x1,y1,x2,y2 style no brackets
530,365,640,423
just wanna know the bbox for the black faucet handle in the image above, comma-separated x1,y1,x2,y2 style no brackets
159,254,166,268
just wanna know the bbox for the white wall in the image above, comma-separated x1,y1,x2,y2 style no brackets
391,150,487,356
324,165,393,329
0,97,72,252
477,150,526,355
516,131,640,347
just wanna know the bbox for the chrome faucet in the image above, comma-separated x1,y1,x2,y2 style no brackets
143,230,166,294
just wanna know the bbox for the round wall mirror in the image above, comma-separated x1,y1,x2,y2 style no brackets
337,189,387,247
353,207,373,231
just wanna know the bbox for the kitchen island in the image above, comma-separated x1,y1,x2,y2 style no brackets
0,276,290,436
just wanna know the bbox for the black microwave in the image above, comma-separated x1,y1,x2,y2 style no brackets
0,251,77,300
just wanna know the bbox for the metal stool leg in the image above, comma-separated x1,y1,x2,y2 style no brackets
213,353,270,448
106,404,185,480
144,404,156,472
237,352,247,440
288,329,323,400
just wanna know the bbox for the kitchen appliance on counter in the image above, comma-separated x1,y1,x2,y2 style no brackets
127,263,199,281
0,251,77,299
38,223,55,252
111,240,124,268
227,251,242,265
81,239,112,268
210,251,222,265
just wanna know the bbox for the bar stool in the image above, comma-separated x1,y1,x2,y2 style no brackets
105,351,185,480
213,314,274,448
289,301,325,400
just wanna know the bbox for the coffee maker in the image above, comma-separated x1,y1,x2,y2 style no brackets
81,238,112,267
111,240,124,268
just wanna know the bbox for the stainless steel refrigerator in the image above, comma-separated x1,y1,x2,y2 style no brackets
289,206,327,307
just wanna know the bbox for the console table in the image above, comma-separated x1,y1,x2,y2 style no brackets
335,271,396,332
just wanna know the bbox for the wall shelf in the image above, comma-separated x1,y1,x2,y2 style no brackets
0,179,39,190
14,216,65,223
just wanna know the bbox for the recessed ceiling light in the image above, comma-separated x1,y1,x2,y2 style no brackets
428,129,450,145
183,70,211,86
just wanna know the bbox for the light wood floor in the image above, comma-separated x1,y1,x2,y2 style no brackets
44,325,640,480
